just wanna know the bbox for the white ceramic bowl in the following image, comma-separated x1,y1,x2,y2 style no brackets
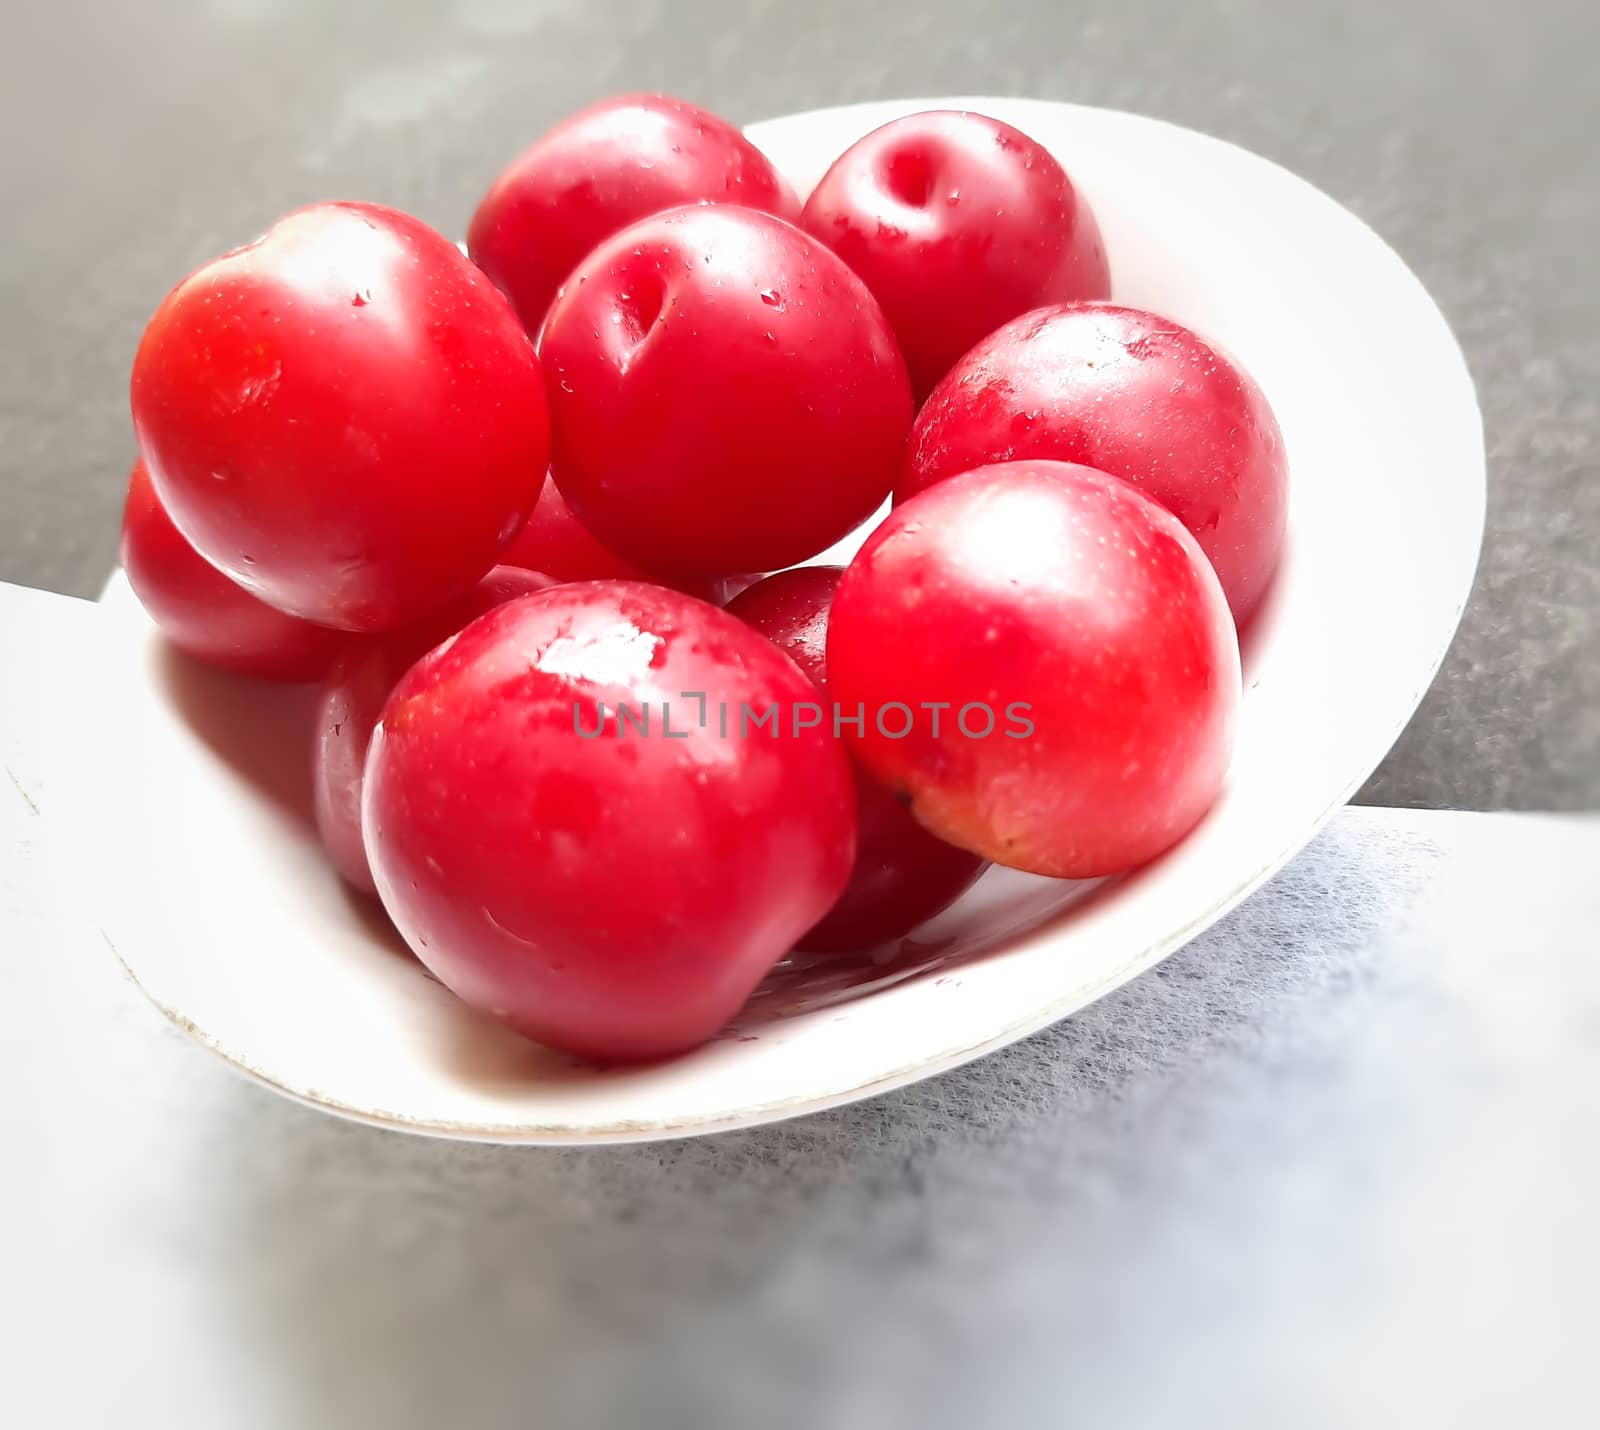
69,97,1483,1143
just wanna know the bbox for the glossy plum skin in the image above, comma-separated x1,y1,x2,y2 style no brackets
541,204,913,576
498,478,752,605
312,566,555,895
828,461,1240,879
729,566,987,951
364,582,858,1061
902,303,1287,625
131,202,549,633
499,477,663,584
802,110,1109,399
468,92,799,335
120,458,344,681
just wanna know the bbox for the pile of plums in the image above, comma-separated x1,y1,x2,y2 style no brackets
122,94,1285,1060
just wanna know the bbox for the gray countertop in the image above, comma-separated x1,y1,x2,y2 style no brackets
2,0,1594,808
7,756,1597,1424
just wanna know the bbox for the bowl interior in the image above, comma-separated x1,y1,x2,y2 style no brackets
62,97,1483,1142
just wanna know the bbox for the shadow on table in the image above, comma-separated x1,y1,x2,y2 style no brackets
180,817,1457,1430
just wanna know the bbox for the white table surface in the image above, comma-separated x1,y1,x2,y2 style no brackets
3,583,1596,1428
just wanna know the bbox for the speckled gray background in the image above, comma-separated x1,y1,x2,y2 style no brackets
2,0,1593,809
